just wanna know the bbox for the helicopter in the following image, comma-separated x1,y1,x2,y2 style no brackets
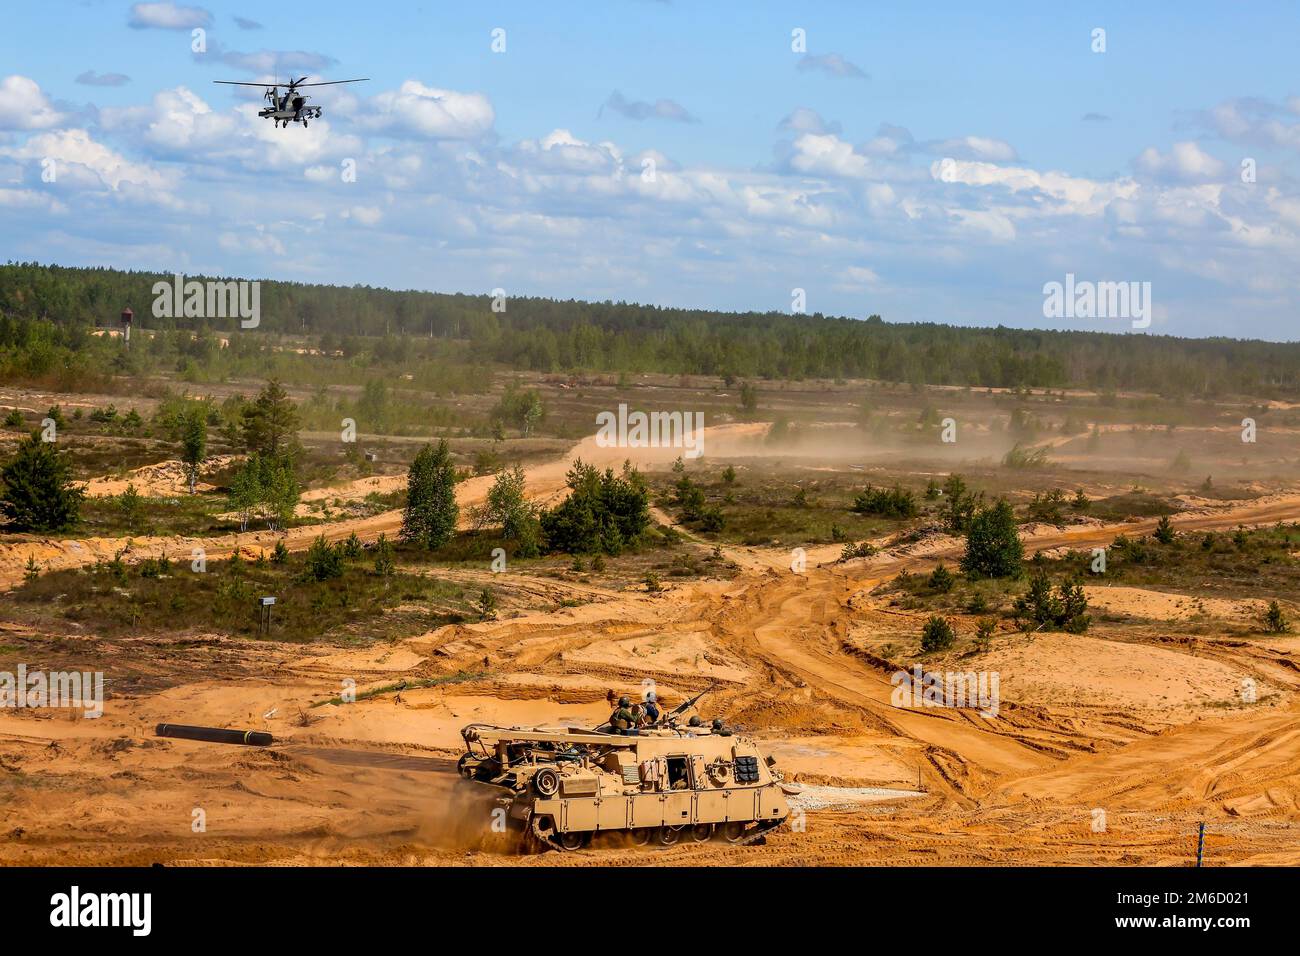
213,76,369,128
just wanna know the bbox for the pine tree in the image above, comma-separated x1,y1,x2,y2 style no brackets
240,380,301,461
401,440,459,550
0,431,84,532
961,499,1024,579
180,406,207,494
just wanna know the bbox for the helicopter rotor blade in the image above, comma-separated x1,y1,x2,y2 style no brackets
213,81,281,87
291,78,370,87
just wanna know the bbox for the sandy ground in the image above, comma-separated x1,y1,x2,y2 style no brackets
2,425,1300,866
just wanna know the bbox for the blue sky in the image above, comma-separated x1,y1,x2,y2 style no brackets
2,1,1300,339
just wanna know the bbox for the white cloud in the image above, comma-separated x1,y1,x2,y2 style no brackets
128,2,212,30
779,107,841,136
928,135,1018,162
342,205,383,226
358,81,494,139
0,76,64,130
930,157,1139,216
1134,141,1227,183
0,129,171,192
219,229,285,255
789,133,873,179
796,54,868,79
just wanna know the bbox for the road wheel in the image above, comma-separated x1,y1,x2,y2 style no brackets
555,831,588,851
689,823,714,843
721,821,748,843
456,753,474,778
657,826,682,846
629,827,654,846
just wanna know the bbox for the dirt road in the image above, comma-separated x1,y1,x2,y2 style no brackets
2,426,1298,865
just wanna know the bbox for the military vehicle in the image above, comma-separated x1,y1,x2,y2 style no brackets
458,712,791,851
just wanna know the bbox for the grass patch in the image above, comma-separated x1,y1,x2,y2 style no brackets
11,549,476,643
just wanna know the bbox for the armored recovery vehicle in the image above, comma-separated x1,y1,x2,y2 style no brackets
458,712,791,851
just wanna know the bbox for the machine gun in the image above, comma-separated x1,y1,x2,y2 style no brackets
664,683,717,725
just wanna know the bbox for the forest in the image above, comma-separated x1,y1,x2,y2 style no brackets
2,260,1297,398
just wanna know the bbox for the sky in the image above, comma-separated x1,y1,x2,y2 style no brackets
2,1,1300,339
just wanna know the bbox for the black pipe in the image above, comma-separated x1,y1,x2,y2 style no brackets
155,723,273,747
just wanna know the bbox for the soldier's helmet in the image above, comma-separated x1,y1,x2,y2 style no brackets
688,715,702,726
618,696,631,707
712,718,724,730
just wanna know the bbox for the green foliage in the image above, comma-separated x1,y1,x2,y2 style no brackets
179,404,207,494
116,482,146,533
1027,488,1068,525
1002,443,1050,469
478,587,498,620
540,460,650,555
490,383,545,436
480,464,540,557
961,499,1024,579
1153,515,1176,545
721,464,737,485
839,540,878,561
228,453,299,531
1013,571,1090,633
739,381,758,414
974,618,996,653
372,532,395,576
402,440,459,550
1261,600,1290,634
852,483,918,519
303,534,344,581
240,380,301,461
941,473,980,534
271,539,290,564
920,615,956,653
0,431,84,532
9,261,1300,398
341,531,364,560
928,563,955,592
2,408,24,428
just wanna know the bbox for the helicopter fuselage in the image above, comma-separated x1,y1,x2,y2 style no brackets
258,93,322,125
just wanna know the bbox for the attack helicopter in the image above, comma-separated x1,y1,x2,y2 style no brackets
213,75,368,128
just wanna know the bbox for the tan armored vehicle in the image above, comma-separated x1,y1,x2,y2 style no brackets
458,706,790,851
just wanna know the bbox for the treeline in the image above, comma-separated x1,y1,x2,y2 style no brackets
3,261,1299,397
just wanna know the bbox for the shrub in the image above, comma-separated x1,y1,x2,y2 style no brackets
961,500,1023,579
920,615,956,653
0,431,85,532
303,534,344,581
1013,571,1090,633
372,533,395,577
852,483,917,519
1261,600,1290,634
928,563,955,592
1153,515,1175,545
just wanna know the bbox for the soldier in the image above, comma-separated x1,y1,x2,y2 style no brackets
642,690,661,726
608,696,639,734
712,718,733,737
